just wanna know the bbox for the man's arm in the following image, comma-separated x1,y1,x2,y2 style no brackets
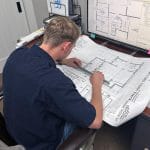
59,58,81,68
59,58,104,129
89,72,104,129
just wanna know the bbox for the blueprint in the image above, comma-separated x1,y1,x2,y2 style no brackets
57,35,150,126
88,0,150,50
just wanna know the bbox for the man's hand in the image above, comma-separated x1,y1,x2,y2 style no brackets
90,71,104,88
61,58,82,68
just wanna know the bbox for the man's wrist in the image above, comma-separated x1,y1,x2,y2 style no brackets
57,60,63,65
57,59,66,65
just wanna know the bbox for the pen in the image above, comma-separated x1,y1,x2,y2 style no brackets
78,67,110,85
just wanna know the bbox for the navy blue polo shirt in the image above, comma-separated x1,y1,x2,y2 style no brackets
3,45,96,150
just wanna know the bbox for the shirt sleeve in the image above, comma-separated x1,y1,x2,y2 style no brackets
44,68,96,128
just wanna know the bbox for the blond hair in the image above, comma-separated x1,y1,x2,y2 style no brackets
43,16,80,47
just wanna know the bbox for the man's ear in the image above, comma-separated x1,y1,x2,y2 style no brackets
61,41,72,52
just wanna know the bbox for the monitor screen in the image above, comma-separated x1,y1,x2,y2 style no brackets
88,0,150,50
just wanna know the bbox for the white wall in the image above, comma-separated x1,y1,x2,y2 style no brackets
22,0,38,32
0,0,31,73
32,0,49,28
0,0,49,73
22,0,49,31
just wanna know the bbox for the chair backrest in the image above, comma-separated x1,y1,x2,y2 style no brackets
0,112,17,146
0,140,25,150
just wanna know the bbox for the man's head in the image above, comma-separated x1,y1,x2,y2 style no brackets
41,16,80,60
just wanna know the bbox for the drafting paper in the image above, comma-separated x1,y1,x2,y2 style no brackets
57,35,150,126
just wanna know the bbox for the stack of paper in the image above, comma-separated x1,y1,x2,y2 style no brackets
16,28,44,48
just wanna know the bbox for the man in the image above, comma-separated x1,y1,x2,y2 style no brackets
3,16,104,150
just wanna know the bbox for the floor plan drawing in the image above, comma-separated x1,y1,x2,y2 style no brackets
83,57,144,95
88,0,150,49
57,64,114,109
58,36,150,126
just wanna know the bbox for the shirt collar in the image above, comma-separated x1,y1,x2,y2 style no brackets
31,45,56,67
